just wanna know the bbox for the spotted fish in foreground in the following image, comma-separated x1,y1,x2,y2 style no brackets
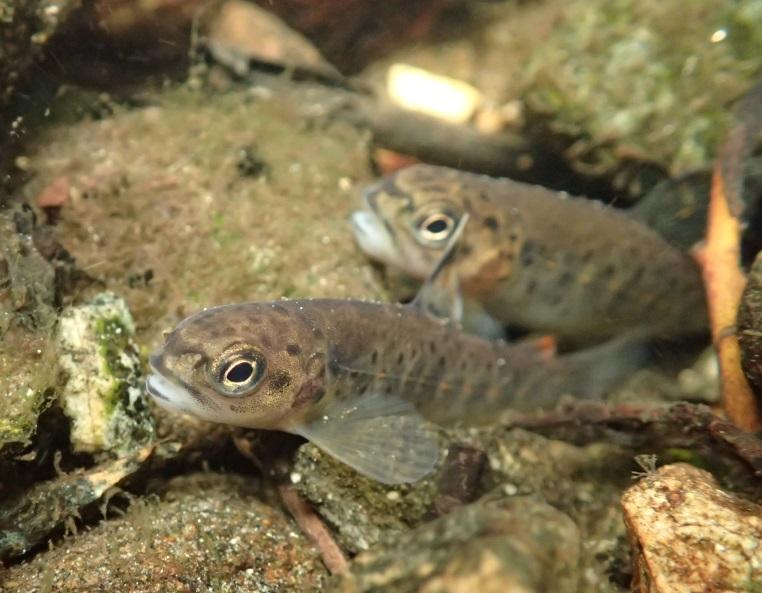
351,164,707,343
147,296,644,484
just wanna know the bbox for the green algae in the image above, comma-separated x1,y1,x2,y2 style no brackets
56,293,154,454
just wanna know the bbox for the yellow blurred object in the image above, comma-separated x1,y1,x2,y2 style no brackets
386,63,482,124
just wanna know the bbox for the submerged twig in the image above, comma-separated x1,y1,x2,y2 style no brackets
232,432,348,574
503,401,762,478
697,83,762,431
278,484,349,575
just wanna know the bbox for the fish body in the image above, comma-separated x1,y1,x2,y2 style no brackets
352,164,707,342
147,298,641,484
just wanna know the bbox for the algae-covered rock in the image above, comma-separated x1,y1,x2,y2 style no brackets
523,0,762,178
333,495,580,593
56,292,154,454
1,472,327,592
0,205,60,452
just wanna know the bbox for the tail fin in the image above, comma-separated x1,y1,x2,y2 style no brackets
517,334,650,410
559,334,651,400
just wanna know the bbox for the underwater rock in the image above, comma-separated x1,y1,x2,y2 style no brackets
18,82,384,349
294,426,633,590
0,205,60,453
0,0,77,107
0,444,153,561
622,463,762,592
253,0,460,73
292,441,439,554
332,495,580,593
0,472,327,592
56,292,154,454
204,0,342,81
523,0,762,181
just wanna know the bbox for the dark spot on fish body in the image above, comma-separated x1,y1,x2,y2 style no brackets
520,241,536,267
397,352,405,365
371,350,378,364
258,333,273,349
268,370,292,392
312,327,324,340
286,343,301,356
460,243,472,256
483,216,499,231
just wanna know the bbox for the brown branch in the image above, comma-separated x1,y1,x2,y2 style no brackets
503,401,762,478
696,84,762,431
278,485,349,575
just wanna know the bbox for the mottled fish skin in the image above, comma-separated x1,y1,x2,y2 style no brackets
352,164,707,342
146,299,641,482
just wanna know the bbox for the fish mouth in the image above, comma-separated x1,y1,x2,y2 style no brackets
350,189,400,265
145,365,195,414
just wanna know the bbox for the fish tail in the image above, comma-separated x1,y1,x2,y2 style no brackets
558,333,650,400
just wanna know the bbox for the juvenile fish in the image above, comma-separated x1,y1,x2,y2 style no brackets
351,164,707,342
147,298,642,484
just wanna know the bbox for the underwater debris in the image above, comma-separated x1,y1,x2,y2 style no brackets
0,444,153,561
623,463,762,592
56,292,155,454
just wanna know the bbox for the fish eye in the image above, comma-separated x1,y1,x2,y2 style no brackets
224,360,255,384
417,212,455,243
212,348,267,396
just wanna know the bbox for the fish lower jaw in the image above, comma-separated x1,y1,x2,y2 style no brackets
145,373,196,415
351,211,397,263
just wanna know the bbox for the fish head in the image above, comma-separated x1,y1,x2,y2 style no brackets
146,303,326,430
352,165,514,286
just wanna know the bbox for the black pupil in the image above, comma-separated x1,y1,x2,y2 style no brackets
425,218,450,235
226,361,254,383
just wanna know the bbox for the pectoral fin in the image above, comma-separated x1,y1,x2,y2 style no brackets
294,392,440,484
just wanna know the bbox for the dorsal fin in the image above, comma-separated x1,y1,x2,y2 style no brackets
411,213,470,324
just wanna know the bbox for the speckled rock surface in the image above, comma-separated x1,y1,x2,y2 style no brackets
1,472,327,593
332,495,580,593
623,463,762,592
295,427,635,592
